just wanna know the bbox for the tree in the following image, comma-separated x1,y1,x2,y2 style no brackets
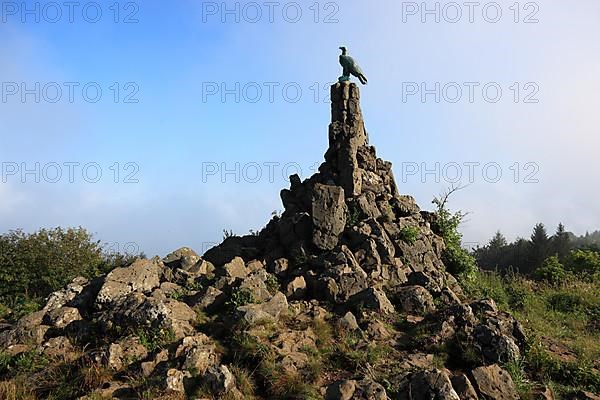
473,231,508,271
489,231,508,248
551,223,571,261
528,223,550,273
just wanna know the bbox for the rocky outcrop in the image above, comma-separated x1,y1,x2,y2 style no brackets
0,82,530,399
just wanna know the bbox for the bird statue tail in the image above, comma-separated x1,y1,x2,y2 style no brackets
358,74,368,85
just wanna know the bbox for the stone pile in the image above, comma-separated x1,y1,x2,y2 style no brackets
0,82,529,399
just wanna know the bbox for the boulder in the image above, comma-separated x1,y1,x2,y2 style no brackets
107,335,148,371
238,292,288,324
95,258,163,308
286,276,307,300
99,292,197,339
399,369,460,400
177,334,220,375
166,368,191,393
350,288,395,314
470,364,519,400
325,380,357,400
43,306,82,329
43,276,89,312
337,311,360,332
450,374,479,400
41,336,79,362
393,285,435,315
220,256,249,279
203,364,237,394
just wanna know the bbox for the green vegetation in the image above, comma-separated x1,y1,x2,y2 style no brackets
464,270,600,396
346,203,361,228
474,222,600,279
225,288,255,312
0,227,144,321
136,327,177,353
432,187,477,280
398,225,419,244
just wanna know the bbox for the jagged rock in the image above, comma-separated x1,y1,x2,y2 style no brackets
166,368,191,392
473,324,521,364
354,378,388,400
470,364,519,400
107,335,148,371
286,276,307,299
0,311,49,347
95,258,163,308
43,306,82,329
269,257,290,276
203,364,237,394
239,270,274,302
177,333,220,375
407,270,445,294
325,379,357,400
188,286,226,312
440,287,462,306
41,336,78,362
44,276,89,312
312,183,347,250
350,288,395,314
273,328,318,373
159,282,183,297
451,373,479,400
313,247,369,303
337,311,360,331
238,292,288,324
399,369,460,400
141,349,169,377
98,292,197,339
393,285,435,315
163,247,201,270
471,309,526,364
219,256,249,279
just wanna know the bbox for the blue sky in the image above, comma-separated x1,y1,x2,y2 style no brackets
1,0,599,256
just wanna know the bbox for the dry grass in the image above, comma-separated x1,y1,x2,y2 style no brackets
0,379,36,400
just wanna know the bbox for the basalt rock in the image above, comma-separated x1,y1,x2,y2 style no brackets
0,82,529,399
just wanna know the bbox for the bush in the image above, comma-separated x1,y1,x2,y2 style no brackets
398,226,419,245
0,228,104,300
566,249,600,279
0,227,143,320
432,190,477,280
534,256,567,285
547,292,584,313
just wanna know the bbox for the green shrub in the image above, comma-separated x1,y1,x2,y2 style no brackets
567,249,600,279
432,191,477,280
547,292,585,313
398,226,419,244
0,227,143,320
535,256,567,285
346,204,361,228
136,328,177,352
226,289,255,312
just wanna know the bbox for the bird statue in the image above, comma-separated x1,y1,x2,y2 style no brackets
338,46,368,85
